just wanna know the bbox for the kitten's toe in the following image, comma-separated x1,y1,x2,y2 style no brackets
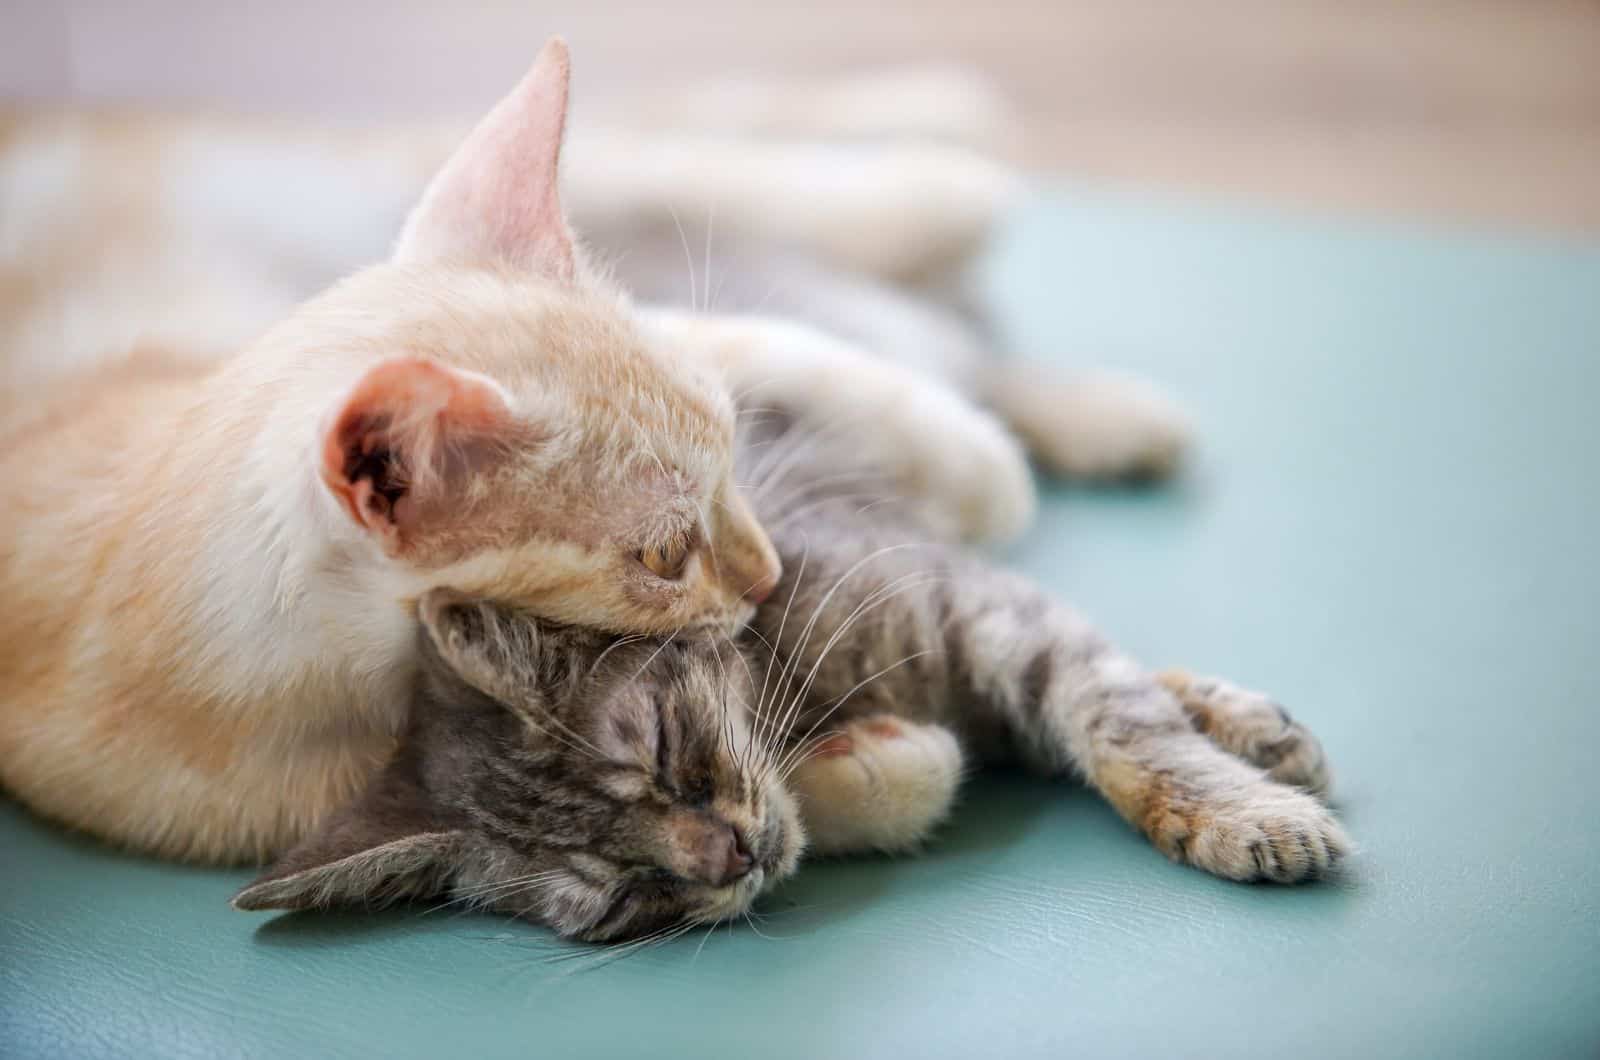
1158,670,1333,796
1154,782,1349,884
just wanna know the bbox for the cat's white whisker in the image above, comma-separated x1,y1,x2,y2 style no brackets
668,204,698,317
750,539,810,757
758,541,920,738
776,650,939,781
757,562,944,784
431,872,569,914
586,633,647,679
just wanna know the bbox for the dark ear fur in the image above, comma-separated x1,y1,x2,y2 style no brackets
417,590,612,712
232,755,463,913
417,590,550,709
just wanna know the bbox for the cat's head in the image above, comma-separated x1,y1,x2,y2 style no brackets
234,590,804,942
278,39,778,634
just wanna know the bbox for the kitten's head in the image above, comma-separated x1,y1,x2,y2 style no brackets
283,39,778,634
234,591,804,942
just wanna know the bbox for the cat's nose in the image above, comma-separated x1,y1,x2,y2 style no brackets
715,825,755,885
743,569,778,606
742,555,782,605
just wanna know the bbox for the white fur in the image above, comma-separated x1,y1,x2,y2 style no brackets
640,307,1038,544
629,66,1015,150
567,129,1022,281
987,369,1193,480
788,716,964,855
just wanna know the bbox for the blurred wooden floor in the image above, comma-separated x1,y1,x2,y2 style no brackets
6,0,1600,234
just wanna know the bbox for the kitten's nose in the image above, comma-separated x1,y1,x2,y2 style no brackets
716,825,755,885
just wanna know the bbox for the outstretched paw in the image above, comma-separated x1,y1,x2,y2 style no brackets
1143,773,1350,883
1158,670,1332,796
786,715,963,855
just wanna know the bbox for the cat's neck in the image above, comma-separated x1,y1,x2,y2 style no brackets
173,355,419,737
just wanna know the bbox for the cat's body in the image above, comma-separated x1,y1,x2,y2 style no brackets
237,417,1348,940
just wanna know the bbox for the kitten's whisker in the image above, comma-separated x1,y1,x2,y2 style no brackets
515,714,604,763
756,559,938,783
444,871,567,902
587,634,646,680
691,920,720,962
776,649,938,781
669,205,698,317
774,726,846,783
701,631,749,778
627,630,682,686
423,872,568,915
770,573,944,758
759,542,919,738
751,539,809,757
758,574,945,788
512,699,611,763
535,921,694,980
702,202,718,314
740,909,789,942
721,629,765,782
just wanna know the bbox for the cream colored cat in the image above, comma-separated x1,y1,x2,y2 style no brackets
0,41,1037,864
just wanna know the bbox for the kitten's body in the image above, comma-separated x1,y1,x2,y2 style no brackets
238,419,1347,940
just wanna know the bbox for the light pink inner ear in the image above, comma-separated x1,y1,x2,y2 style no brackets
320,358,514,545
393,37,577,280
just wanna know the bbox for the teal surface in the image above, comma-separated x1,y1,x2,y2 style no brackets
4,191,1599,1058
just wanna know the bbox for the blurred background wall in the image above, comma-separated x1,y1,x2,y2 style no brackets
5,0,1599,234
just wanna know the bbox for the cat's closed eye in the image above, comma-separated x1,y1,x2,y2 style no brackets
638,526,697,580
682,769,714,805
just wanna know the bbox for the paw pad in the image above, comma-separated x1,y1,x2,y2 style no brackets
863,718,904,739
811,733,855,758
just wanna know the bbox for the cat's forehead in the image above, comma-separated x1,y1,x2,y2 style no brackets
370,267,734,478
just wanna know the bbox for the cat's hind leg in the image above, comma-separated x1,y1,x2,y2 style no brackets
784,715,964,856
1157,670,1333,796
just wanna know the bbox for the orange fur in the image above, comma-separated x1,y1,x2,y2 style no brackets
0,43,779,863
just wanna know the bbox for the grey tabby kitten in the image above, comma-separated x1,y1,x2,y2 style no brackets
235,421,1348,942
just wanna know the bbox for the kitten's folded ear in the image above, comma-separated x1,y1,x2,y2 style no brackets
319,357,522,552
417,590,610,713
232,758,464,913
418,590,549,709
392,36,579,280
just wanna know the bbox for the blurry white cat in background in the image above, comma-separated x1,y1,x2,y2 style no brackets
1,58,1188,482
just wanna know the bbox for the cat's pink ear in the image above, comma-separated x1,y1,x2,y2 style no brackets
392,37,577,280
320,358,516,551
